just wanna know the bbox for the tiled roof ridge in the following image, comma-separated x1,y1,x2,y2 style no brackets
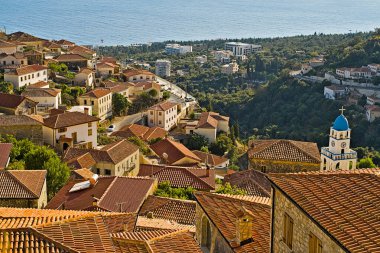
147,195,196,204
289,140,321,163
97,177,119,208
268,168,380,176
4,170,38,198
210,193,271,206
167,139,200,161
30,212,101,229
147,229,190,242
186,168,215,189
112,237,153,253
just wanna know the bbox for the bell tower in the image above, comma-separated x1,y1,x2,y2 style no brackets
320,107,357,171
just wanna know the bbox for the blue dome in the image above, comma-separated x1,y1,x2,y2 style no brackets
332,114,349,131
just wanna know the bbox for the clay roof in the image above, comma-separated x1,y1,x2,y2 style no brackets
148,101,178,111
0,143,12,169
81,88,111,98
72,168,95,180
122,69,155,78
138,164,215,190
28,80,49,88
43,111,99,129
0,115,43,126
7,32,45,42
22,88,61,97
55,39,75,46
46,176,155,213
56,53,88,61
192,150,229,167
66,152,97,169
78,67,93,75
5,64,47,76
43,41,61,49
0,170,46,199
112,229,202,253
150,139,201,165
223,169,271,197
325,85,346,91
97,62,117,69
196,112,219,129
0,39,16,48
135,217,195,232
139,195,196,225
69,45,95,56
268,169,380,253
247,139,321,164
195,192,271,252
0,93,26,108
111,124,167,142
134,81,161,91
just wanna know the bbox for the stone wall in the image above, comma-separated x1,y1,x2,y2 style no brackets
195,204,234,253
0,198,38,208
272,189,346,253
0,125,43,145
249,159,320,173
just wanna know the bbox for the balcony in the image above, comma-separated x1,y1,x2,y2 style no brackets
321,147,357,161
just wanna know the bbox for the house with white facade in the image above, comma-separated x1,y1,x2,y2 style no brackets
0,53,27,67
324,85,348,100
221,61,239,75
74,68,95,88
336,67,372,80
155,59,171,77
165,44,192,55
368,63,380,76
366,105,380,122
78,88,112,121
4,64,47,89
195,55,207,64
43,111,99,152
22,88,61,113
122,69,157,82
148,101,179,131
225,42,262,56
367,95,380,105
185,112,229,143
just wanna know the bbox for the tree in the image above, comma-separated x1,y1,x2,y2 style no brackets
210,134,233,156
0,81,13,94
186,134,209,150
358,157,376,168
148,89,158,98
162,91,171,100
127,136,151,156
216,183,246,195
154,181,195,200
43,157,70,199
113,93,130,116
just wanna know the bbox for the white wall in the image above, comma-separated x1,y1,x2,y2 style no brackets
4,69,48,89
148,105,178,131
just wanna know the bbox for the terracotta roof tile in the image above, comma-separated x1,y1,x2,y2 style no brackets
56,53,88,61
139,195,196,225
43,111,99,129
148,101,178,111
5,64,47,76
195,192,271,253
111,124,166,142
223,169,271,197
9,170,46,197
248,139,321,164
28,80,50,88
268,169,380,253
138,164,214,190
72,168,95,180
193,150,229,167
196,112,218,128
67,152,97,169
122,69,155,78
135,217,195,232
46,176,155,213
0,143,12,169
0,115,43,126
22,88,61,97
0,93,26,108
81,88,111,98
150,139,201,165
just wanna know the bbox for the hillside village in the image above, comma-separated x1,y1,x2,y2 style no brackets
0,31,380,253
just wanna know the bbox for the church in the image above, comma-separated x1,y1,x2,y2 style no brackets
320,108,357,171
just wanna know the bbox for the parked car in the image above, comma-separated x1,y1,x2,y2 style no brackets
107,125,115,132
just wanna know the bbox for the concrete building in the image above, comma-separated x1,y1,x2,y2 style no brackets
212,50,233,63
78,88,112,121
195,55,207,64
221,61,239,75
366,105,380,122
155,59,171,77
336,67,372,80
0,53,27,67
320,109,357,171
4,64,47,89
225,42,262,56
147,101,179,131
324,85,348,100
165,44,193,55
43,111,99,152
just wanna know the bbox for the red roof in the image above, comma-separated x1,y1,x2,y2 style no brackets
150,139,201,165
0,93,27,108
0,143,12,169
43,111,99,128
122,69,155,78
111,124,167,142
46,176,156,212
138,164,215,190
148,101,178,111
81,88,112,98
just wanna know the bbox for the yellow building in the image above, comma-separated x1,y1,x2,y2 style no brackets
78,88,112,121
247,139,321,173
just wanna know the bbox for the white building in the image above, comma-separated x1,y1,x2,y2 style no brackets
148,101,179,131
165,44,192,55
366,105,380,122
155,59,171,77
68,105,92,116
212,50,233,63
0,40,17,54
367,95,380,105
195,55,207,64
320,109,357,171
74,68,95,88
225,42,262,56
336,67,372,80
324,85,348,100
22,88,62,113
221,61,239,75
0,53,27,67
368,63,380,76
43,111,100,152
4,65,48,89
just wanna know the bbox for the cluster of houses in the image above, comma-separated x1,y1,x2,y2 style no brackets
0,108,379,253
336,63,380,80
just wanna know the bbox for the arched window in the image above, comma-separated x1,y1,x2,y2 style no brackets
323,159,327,170
335,162,340,170
201,216,212,250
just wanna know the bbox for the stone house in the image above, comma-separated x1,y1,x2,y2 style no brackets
22,88,62,113
0,115,44,145
0,52,27,67
0,93,38,115
42,111,99,152
247,139,321,173
55,53,90,71
268,169,380,253
63,139,140,176
194,192,271,253
78,88,112,121
74,68,95,88
0,170,47,209
0,39,17,54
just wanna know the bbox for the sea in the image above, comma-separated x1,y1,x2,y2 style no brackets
1,0,380,46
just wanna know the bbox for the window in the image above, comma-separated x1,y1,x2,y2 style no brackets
37,72,40,77
88,129,92,136
96,168,101,174
91,101,94,105
150,111,153,115
159,112,162,116
88,122,92,127
32,74,34,78
150,119,153,123
58,127,67,133
309,233,322,253
159,120,162,124
20,77,23,81
105,169,111,175
261,166,267,173
84,99,87,105
283,213,294,249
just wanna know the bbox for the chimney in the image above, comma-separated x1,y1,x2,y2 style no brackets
235,207,253,246
84,107,89,115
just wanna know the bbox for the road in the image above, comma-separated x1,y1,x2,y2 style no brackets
112,112,147,131
157,77,196,101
